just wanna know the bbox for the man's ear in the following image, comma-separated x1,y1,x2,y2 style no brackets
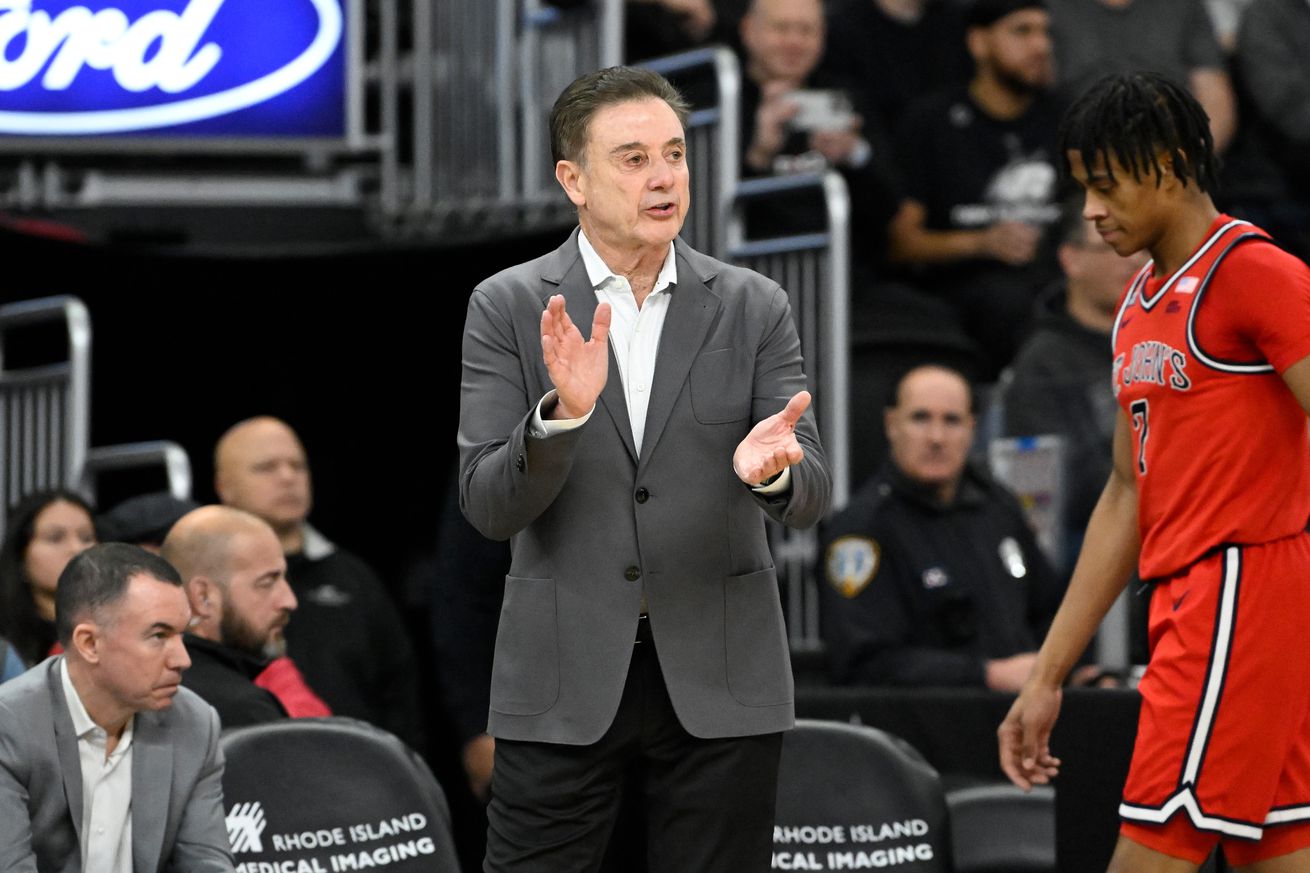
556,160,587,208
965,27,987,65
71,622,100,664
186,577,217,618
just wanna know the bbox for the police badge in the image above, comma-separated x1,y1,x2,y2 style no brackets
826,536,880,598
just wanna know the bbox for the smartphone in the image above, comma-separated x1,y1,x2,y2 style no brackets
786,89,856,133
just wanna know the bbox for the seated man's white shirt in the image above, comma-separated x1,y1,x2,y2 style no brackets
60,658,134,873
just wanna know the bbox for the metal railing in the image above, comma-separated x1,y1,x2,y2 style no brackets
0,297,198,537
79,441,194,504
727,171,851,649
385,0,620,229
519,0,624,198
642,47,740,258
0,296,90,530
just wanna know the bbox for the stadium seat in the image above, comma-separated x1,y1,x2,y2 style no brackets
220,717,461,872
946,780,1056,873
774,719,951,872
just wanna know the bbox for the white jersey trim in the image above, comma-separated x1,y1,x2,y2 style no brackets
1185,232,1277,374
1120,790,1262,840
1111,263,1153,351
1137,219,1252,311
1120,548,1255,838
1183,546,1241,784
1267,806,1310,826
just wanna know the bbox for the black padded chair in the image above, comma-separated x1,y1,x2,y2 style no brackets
774,719,952,872
220,717,460,872
946,780,1056,873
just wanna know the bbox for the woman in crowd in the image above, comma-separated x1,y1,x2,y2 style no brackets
0,490,97,667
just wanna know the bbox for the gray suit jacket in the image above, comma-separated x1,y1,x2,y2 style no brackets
459,231,831,745
0,658,234,873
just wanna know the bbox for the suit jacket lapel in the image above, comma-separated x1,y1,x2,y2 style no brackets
639,248,720,471
48,660,83,846
542,231,639,465
132,712,171,873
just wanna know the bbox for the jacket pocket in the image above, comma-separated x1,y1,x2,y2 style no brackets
723,568,794,706
690,349,751,424
490,576,560,715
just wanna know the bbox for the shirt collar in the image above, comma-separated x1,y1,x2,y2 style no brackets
300,523,336,561
60,657,134,746
577,230,678,294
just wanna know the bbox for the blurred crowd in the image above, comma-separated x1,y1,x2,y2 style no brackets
626,0,1310,377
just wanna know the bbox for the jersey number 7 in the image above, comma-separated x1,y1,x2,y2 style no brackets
1130,398,1149,476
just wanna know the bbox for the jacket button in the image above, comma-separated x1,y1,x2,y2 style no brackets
515,453,526,472
635,487,649,504
624,566,641,582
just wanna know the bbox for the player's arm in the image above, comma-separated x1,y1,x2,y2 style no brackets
1279,355,1310,417
998,409,1142,789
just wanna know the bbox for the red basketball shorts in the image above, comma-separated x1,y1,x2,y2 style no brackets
1120,534,1310,865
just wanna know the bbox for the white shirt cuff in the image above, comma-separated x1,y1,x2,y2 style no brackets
529,390,594,438
751,465,792,495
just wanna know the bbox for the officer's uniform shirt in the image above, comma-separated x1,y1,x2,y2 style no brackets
820,462,1064,687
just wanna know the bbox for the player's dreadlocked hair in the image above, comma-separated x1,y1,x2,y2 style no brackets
1058,71,1219,193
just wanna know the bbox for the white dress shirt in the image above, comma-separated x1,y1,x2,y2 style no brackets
60,659,134,873
531,232,790,492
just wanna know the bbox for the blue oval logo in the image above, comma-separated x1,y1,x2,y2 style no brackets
0,0,344,136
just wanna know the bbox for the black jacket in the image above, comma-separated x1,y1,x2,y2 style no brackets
284,546,424,749
819,463,1064,686
1002,281,1117,553
180,634,287,729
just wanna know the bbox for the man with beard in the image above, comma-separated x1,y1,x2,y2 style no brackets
887,0,1063,372
161,506,298,728
215,417,422,745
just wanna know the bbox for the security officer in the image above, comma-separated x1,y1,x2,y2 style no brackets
821,364,1064,690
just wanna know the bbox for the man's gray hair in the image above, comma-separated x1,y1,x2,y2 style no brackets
549,66,691,165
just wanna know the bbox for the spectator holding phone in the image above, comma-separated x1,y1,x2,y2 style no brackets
737,0,900,250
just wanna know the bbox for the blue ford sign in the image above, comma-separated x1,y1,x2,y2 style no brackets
0,0,346,137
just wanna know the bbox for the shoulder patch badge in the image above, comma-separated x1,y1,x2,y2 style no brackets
826,536,880,598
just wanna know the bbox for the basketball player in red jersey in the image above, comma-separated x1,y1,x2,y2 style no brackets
999,71,1310,871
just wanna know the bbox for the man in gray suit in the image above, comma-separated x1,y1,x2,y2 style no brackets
459,66,831,871
0,543,234,873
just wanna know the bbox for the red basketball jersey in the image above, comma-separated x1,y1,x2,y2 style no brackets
1112,215,1310,579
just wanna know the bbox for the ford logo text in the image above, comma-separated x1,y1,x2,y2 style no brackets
0,0,344,135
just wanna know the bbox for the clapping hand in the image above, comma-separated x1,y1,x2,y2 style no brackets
733,390,810,485
541,294,611,420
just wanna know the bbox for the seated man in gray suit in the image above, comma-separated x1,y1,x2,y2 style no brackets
0,542,234,872
460,66,831,871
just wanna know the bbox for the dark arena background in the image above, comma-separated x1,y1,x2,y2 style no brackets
1,0,1306,869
